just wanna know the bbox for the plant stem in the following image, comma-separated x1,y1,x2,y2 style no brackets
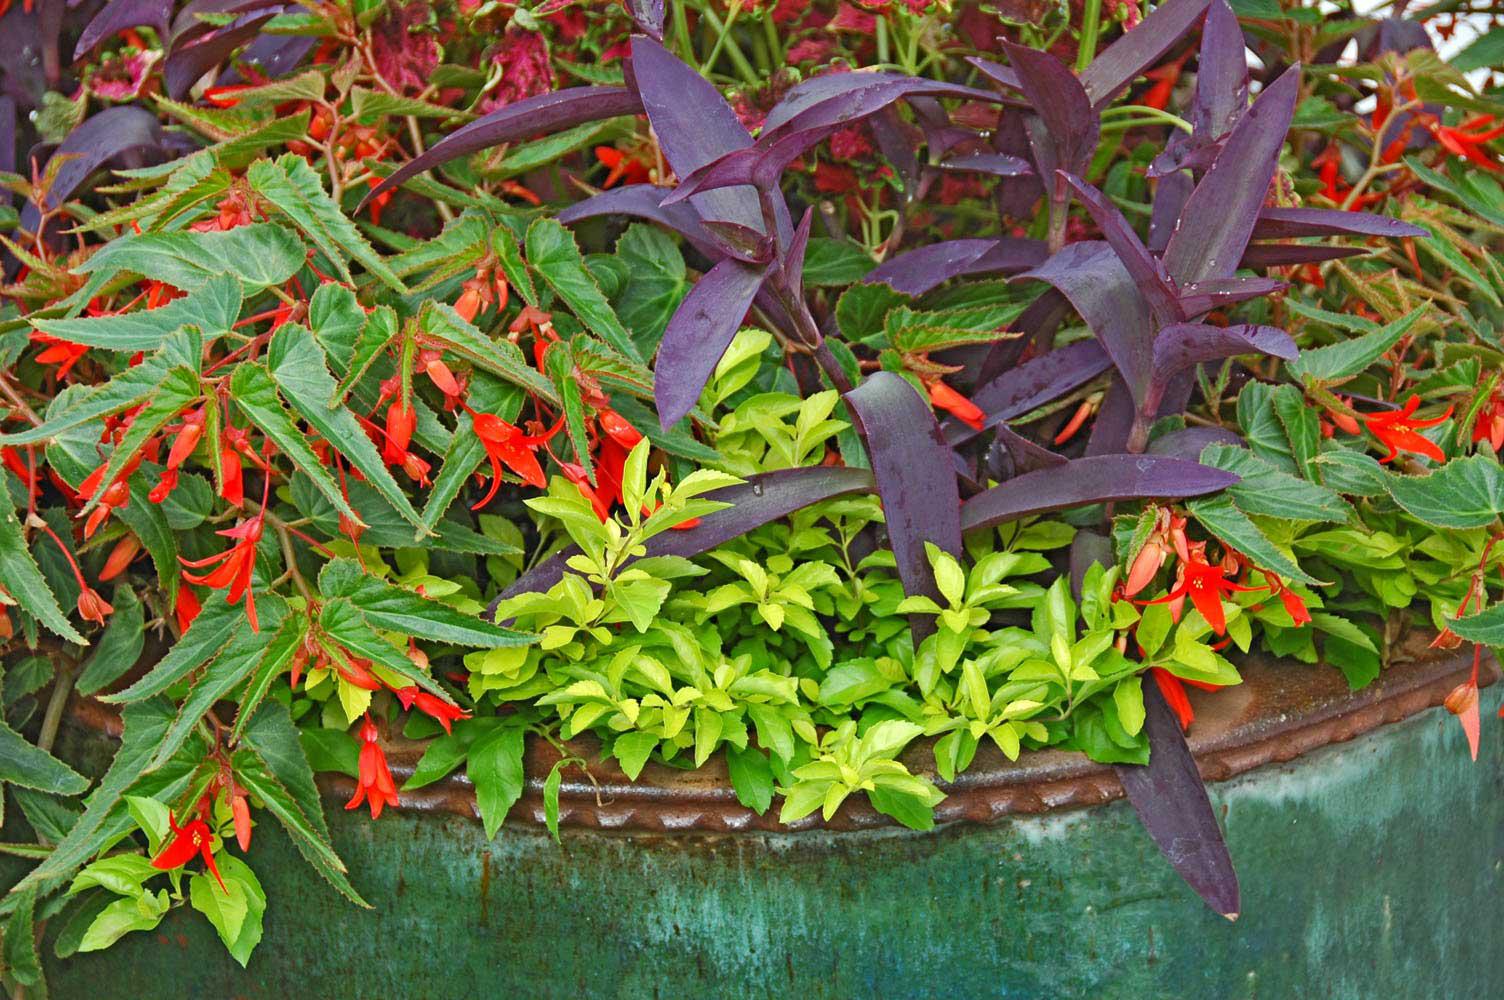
1077,0,1103,71
695,5,759,85
39,661,77,755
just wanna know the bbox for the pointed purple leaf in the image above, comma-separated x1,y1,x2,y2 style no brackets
1079,0,1215,107
1251,206,1427,240
75,0,173,60
1176,276,1287,316
629,34,767,233
1115,683,1241,919
762,72,1001,136
1238,244,1365,268
1019,241,1156,407
556,184,719,257
1085,377,1136,455
844,373,963,641
865,239,1046,297
995,423,1068,473
1149,323,1296,410
655,257,768,429
966,56,1022,92
1193,1,1251,140
947,339,1113,446
1061,172,1183,323
1001,42,1098,176
361,87,642,209
1147,425,1244,459
660,125,828,207
934,153,1033,177
1162,67,1301,286
164,10,280,99
488,467,875,614
785,208,814,301
20,107,167,233
960,455,1237,532
1147,169,1192,254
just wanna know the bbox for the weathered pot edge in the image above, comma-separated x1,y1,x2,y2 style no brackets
65,641,1497,834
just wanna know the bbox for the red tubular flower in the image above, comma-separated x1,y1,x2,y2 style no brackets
597,409,643,450
394,687,471,734
1363,394,1452,464
466,411,558,508
179,516,263,631
175,582,202,633
76,586,114,626
561,462,612,521
1431,114,1504,172
1150,669,1225,732
30,332,89,379
928,380,985,431
385,399,416,455
1138,542,1261,635
1445,646,1485,761
1472,387,1504,452
99,535,141,581
151,811,226,892
347,717,400,819
231,793,253,853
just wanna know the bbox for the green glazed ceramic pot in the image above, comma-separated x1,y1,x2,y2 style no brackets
36,645,1503,999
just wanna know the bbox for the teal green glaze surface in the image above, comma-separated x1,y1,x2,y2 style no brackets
41,698,1504,999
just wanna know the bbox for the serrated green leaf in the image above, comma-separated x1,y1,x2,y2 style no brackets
1288,307,1426,384
105,596,243,703
76,223,305,291
0,499,84,643
318,559,533,649
1387,454,1504,529
525,218,643,362
31,274,242,351
1187,494,1325,585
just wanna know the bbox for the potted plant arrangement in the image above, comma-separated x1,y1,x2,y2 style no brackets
0,0,1502,995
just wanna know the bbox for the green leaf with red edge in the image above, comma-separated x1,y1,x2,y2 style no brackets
117,478,180,607
420,372,524,531
229,361,362,525
525,218,644,364
492,225,538,309
148,597,289,772
230,614,310,744
0,497,84,644
1186,494,1326,585
239,700,332,842
230,746,367,907
30,274,242,352
247,155,407,293
319,558,533,649
546,340,594,484
74,222,306,292
76,364,201,522
0,359,171,448
1386,455,1504,530
103,596,244,704
419,302,558,403
1448,601,1504,645
266,324,425,534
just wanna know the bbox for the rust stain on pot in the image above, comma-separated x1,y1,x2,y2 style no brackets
65,639,1495,835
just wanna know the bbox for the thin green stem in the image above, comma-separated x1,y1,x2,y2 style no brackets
695,5,759,85
1077,0,1103,71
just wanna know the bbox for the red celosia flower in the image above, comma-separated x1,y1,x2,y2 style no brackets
347,717,400,819
395,686,471,734
151,810,226,892
1363,394,1452,464
928,380,985,431
179,516,264,631
1139,542,1261,635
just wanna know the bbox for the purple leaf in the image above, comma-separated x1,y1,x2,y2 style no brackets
20,107,167,234
948,339,1113,446
660,125,826,207
1019,241,1156,407
1085,377,1136,455
1192,1,1250,141
75,0,173,60
1251,206,1427,240
557,183,719,257
629,0,665,39
869,105,922,193
1079,0,1215,107
164,8,282,99
1147,170,1192,254
995,423,1068,473
361,87,643,209
1149,323,1296,410
1238,244,1364,268
844,373,963,636
225,33,318,81
966,56,1021,92
629,34,766,234
933,153,1033,177
1001,42,1097,176
864,238,1045,296
1148,425,1243,459
761,72,1001,136
1116,683,1241,919
655,257,768,429
489,467,875,613
0,96,13,206
1176,276,1287,316
1161,67,1301,286
1061,172,1182,323
960,455,1237,532
785,207,813,301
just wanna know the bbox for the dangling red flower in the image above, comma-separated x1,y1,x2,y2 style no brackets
151,809,226,892
1472,386,1504,452
394,687,470,734
1445,645,1486,761
30,332,89,379
465,410,559,508
928,380,985,431
346,716,400,819
179,516,263,630
76,586,114,626
1363,394,1452,464
1150,668,1225,732
1138,542,1262,635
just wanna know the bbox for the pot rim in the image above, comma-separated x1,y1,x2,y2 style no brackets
68,637,1495,834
